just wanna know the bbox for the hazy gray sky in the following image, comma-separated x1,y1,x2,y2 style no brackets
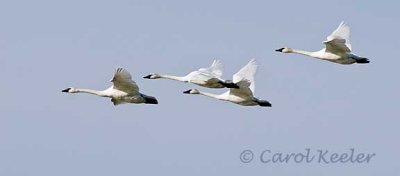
1,0,399,175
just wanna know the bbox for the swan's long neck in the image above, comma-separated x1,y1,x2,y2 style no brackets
160,75,187,82
291,49,315,57
76,89,108,97
198,91,222,100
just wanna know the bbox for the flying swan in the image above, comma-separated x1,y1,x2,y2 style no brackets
183,59,271,107
276,21,369,64
62,68,158,105
143,60,239,88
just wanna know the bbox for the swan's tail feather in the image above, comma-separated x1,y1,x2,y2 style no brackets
355,57,370,64
257,100,272,107
143,95,158,104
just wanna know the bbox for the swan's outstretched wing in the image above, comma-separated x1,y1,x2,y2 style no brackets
229,79,253,98
188,60,223,81
111,68,139,94
198,60,223,78
232,59,257,95
324,21,352,53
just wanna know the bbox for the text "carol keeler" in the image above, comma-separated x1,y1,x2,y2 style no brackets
241,148,376,164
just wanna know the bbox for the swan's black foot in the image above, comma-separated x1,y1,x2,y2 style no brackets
219,80,239,89
355,58,370,64
144,96,158,104
258,100,272,107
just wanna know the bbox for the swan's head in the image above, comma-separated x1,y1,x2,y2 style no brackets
275,47,293,53
143,73,161,79
62,87,78,93
183,89,200,94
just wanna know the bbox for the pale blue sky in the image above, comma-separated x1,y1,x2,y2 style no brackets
0,0,399,175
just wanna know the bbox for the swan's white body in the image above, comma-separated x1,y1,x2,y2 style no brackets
184,59,271,107
62,68,158,105
276,21,369,64
144,60,238,88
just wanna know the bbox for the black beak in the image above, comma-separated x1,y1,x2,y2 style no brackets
183,90,191,94
143,75,151,79
62,88,70,92
275,48,284,52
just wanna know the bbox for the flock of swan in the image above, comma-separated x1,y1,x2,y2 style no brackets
62,21,369,107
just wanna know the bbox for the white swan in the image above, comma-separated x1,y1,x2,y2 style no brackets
183,59,271,107
276,21,369,64
62,68,158,105
143,60,239,88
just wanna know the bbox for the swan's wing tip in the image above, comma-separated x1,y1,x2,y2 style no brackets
212,59,221,63
113,67,132,77
196,60,223,78
115,67,126,73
